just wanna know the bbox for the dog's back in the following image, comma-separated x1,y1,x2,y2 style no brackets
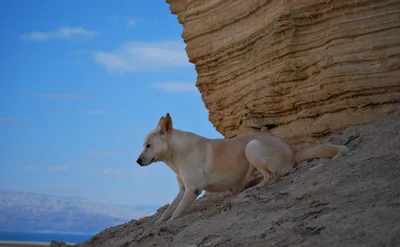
194,133,294,192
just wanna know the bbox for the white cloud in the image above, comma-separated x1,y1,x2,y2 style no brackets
0,117,9,123
29,92,87,100
103,169,152,179
92,41,191,73
88,150,133,156
151,82,197,93
85,109,112,115
24,165,38,171
88,151,115,156
104,169,130,175
6,53,25,65
72,50,91,55
127,18,136,27
108,16,120,24
21,27,99,41
0,117,24,124
48,166,69,172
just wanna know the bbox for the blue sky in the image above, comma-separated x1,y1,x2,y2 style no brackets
0,0,222,207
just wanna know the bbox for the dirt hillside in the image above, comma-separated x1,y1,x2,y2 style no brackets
52,107,400,247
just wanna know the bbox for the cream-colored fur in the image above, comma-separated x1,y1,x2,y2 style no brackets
136,113,349,224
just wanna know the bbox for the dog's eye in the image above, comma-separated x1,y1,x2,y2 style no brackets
146,144,151,149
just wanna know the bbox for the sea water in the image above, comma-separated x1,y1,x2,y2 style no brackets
0,231,93,244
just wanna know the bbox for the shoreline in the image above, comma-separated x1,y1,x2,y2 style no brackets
0,241,49,247
0,241,75,247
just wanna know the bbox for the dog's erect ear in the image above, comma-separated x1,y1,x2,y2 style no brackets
156,116,165,130
165,113,173,134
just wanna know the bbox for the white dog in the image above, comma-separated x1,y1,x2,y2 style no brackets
137,113,348,224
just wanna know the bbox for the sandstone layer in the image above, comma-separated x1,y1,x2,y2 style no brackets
167,0,400,147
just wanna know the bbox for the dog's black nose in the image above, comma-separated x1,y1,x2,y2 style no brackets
136,158,143,165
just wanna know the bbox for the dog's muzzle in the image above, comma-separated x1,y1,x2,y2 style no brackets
136,157,154,166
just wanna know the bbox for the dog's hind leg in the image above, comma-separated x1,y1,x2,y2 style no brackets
245,139,292,188
254,163,277,188
155,176,185,224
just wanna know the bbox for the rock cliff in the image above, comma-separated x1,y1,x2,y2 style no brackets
167,0,400,147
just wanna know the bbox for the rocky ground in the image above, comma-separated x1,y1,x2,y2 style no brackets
52,108,400,247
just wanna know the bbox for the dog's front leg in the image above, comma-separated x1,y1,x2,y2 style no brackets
155,177,185,225
167,188,201,223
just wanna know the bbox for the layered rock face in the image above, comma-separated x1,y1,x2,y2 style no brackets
167,0,400,147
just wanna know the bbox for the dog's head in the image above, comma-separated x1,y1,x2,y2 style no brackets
136,113,173,166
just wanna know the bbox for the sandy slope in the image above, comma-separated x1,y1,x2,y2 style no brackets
53,107,400,247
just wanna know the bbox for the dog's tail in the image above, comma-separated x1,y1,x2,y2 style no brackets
293,144,349,164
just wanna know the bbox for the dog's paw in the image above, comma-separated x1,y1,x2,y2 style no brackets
254,182,269,190
154,218,164,225
166,219,175,224
333,145,350,160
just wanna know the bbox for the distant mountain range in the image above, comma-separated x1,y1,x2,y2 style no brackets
0,191,160,234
